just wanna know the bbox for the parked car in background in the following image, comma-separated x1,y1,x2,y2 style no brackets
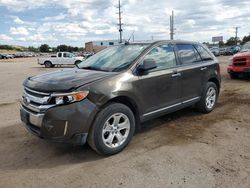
227,43,250,79
209,47,220,56
230,46,241,54
38,52,84,68
0,54,5,59
225,47,234,56
0,53,14,59
219,48,227,55
20,40,221,155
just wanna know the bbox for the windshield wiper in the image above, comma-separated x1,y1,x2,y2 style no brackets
80,66,108,72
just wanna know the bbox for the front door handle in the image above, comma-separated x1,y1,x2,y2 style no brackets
171,72,181,78
200,67,207,71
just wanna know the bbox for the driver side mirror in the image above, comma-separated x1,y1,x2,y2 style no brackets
138,59,157,74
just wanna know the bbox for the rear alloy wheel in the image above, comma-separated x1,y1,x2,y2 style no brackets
205,87,216,110
44,61,53,68
88,103,135,155
196,82,218,113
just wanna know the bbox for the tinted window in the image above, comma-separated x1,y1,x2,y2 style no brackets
63,53,71,58
176,44,201,65
143,44,176,72
58,52,62,57
195,45,214,60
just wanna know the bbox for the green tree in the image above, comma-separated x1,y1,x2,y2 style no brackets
218,41,224,47
28,46,39,52
225,37,241,46
39,44,50,53
57,45,68,52
242,34,250,44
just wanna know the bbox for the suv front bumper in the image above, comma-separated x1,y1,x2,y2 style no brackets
20,99,98,145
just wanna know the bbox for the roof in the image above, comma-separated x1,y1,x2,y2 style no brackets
125,40,200,46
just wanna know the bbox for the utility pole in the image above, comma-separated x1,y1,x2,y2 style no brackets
235,27,240,45
117,0,123,43
170,10,174,40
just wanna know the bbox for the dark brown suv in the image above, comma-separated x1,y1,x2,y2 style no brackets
20,40,221,155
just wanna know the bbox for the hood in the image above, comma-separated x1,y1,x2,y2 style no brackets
234,51,250,59
23,68,114,92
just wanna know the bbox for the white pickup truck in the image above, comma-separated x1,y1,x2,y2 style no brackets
38,52,84,68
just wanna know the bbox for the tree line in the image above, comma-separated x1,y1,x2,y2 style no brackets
39,44,84,53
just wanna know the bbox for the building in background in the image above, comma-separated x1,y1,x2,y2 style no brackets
85,40,125,53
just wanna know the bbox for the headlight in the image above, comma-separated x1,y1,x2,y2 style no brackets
51,91,89,105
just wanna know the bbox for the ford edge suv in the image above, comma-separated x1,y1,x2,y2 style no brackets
20,40,221,155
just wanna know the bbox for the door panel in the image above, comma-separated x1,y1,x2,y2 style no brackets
136,69,181,115
134,44,181,116
175,44,206,101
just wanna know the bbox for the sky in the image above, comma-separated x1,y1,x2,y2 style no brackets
0,0,249,47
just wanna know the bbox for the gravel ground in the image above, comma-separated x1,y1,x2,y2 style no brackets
0,56,249,188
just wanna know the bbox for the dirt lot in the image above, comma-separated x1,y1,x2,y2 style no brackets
0,57,249,188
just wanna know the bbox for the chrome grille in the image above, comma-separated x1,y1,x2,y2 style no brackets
22,87,55,113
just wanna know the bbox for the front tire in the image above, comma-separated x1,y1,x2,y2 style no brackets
196,82,218,113
88,103,135,155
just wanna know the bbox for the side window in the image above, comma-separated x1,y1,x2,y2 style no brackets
143,44,176,72
176,44,201,65
63,53,70,58
195,45,214,61
58,52,62,58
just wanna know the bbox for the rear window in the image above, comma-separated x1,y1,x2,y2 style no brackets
195,45,214,61
176,44,201,65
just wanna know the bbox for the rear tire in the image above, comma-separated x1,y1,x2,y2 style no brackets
44,61,53,68
229,73,239,79
196,82,218,113
88,103,135,156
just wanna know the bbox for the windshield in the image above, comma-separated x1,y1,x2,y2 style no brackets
241,42,250,52
78,45,148,72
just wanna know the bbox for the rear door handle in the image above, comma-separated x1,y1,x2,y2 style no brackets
171,72,181,78
200,67,207,71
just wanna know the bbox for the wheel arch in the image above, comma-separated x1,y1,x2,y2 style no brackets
106,96,141,130
208,77,220,93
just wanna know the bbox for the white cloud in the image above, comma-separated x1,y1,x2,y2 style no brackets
10,27,30,35
0,34,13,40
0,0,249,46
42,13,66,21
13,16,25,24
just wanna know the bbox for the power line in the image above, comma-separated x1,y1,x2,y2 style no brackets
117,0,123,43
170,11,174,40
235,26,240,45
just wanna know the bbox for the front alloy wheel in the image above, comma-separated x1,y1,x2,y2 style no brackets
102,113,130,149
88,103,135,155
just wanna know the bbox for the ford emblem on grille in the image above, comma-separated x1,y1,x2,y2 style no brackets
23,96,31,106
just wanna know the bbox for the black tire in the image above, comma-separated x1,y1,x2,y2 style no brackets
229,73,239,79
88,103,135,156
44,61,53,68
196,82,218,113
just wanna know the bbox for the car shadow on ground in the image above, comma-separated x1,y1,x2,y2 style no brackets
0,107,219,171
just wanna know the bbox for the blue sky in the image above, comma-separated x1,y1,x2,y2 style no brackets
0,0,249,47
